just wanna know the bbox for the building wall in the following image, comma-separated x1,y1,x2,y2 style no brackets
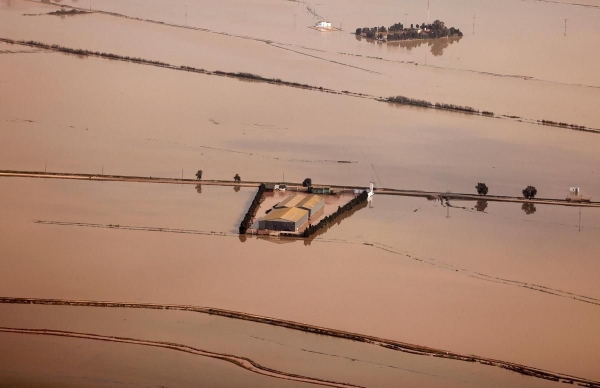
303,199,324,218
259,212,308,231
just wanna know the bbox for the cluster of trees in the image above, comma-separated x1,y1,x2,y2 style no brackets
355,27,386,39
302,178,312,187
239,184,266,234
356,20,462,42
302,191,368,238
234,174,241,182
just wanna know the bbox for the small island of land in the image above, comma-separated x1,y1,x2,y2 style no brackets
355,19,463,42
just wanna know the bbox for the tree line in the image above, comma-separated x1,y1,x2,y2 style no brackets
386,95,488,116
239,184,266,234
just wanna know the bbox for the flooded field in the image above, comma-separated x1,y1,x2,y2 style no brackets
0,178,598,382
1,0,599,126
1,0,599,385
0,303,571,388
1,47,600,198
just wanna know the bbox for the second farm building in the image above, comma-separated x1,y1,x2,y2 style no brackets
258,194,325,232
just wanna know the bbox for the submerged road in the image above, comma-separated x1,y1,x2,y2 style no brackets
1,170,599,208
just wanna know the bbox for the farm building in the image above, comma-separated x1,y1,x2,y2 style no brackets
274,194,325,218
316,21,332,28
297,194,325,218
258,207,309,232
275,194,307,209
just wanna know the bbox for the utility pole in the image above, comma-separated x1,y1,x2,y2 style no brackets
102,164,104,175
473,14,476,35
185,4,187,26
564,18,568,36
404,13,408,28
181,169,184,179
427,0,430,25
44,161,47,173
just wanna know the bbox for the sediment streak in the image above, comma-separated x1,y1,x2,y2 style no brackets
0,326,362,388
0,297,598,387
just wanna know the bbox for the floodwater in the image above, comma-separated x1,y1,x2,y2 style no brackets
1,48,600,199
0,333,308,388
0,0,599,126
0,178,599,382
0,303,566,388
1,0,599,385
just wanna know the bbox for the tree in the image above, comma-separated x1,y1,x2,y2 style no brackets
355,27,361,35
195,170,203,180
234,173,241,182
522,185,537,199
302,178,312,187
475,182,488,196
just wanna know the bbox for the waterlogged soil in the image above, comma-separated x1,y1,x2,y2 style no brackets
1,50,600,198
0,0,599,126
0,333,309,388
0,178,599,381
0,303,565,388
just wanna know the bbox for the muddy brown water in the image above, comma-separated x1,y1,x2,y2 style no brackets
1,48,600,198
1,0,599,126
0,178,599,381
0,303,568,388
1,0,599,384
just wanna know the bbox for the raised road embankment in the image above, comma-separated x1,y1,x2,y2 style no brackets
0,297,598,387
1,170,598,208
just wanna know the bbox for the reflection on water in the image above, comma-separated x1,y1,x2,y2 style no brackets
233,185,240,192
522,202,537,215
195,184,202,194
355,35,462,56
474,200,488,212
389,36,462,57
